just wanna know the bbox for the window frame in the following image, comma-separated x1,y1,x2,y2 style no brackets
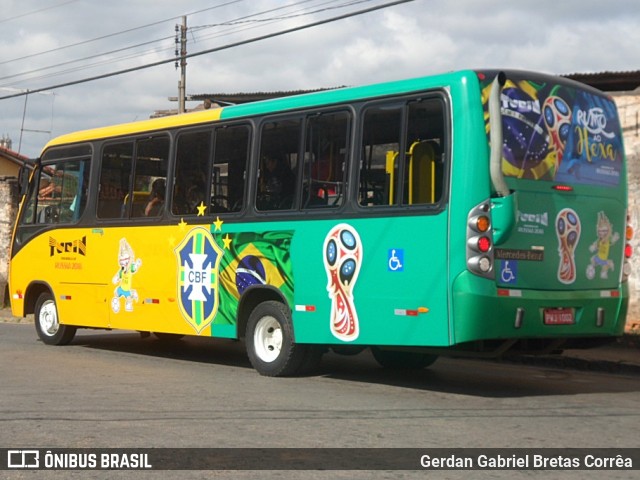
96,133,170,222
354,91,451,214
20,145,93,226
170,121,252,218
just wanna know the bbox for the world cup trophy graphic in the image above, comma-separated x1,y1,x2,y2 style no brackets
323,224,362,341
556,208,581,284
542,95,572,170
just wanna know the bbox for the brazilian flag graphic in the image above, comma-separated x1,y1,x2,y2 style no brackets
175,227,223,334
216,231,295,328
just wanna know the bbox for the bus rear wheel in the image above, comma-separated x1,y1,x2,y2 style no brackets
34,292,76,346
246,300,312,377
371,347,438,370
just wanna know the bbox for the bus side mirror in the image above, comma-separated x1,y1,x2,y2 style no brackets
491,191,517,245
18,166,31,198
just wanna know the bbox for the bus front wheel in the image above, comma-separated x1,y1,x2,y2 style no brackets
34,293,76,346
246,300,310,377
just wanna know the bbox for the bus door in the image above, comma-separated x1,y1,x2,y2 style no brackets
96,136,176,333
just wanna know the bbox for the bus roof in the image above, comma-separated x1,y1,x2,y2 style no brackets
43,70,482,152
42,69,594,153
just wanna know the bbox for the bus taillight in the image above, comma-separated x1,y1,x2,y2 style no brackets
466,201,494,279
476,215,490,233
623,214,633,281
477,236,491,253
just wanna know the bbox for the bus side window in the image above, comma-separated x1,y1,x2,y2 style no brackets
212,124,250,213
98,137,169,219
359,105,402,207
403,99,446,205
131,136,169,218
302,111,350,210
257,119,301,212
172,130,211,216
98,142,133,219
358,98,446,208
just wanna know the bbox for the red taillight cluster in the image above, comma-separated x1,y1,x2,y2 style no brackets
623,214,634,280
467,202,494,278
477,235,491,253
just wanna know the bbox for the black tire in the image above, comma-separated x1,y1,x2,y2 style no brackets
371,347,438,370
34,292,76,346
245,300,309,377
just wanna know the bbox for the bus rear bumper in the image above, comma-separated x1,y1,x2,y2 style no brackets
451,272,628,346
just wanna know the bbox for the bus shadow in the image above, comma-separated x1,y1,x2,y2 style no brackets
70,330,640,398
318,352,640,398
72,330,253,369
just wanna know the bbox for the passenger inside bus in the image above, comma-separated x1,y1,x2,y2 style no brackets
144,178,166,216
258,155,295,210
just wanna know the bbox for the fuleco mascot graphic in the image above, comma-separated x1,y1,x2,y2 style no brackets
586,211,620,280
111,238,142,313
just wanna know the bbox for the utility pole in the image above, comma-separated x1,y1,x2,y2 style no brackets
175,15,187,114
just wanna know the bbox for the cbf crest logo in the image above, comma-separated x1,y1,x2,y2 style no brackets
175,227,223,334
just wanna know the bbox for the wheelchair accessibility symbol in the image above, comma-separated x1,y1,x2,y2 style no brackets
500,260,518,284
388,249,404,272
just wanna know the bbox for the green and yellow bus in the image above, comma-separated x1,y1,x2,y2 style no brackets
9,69,632,376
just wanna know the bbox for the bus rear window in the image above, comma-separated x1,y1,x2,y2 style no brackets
480,72,624,188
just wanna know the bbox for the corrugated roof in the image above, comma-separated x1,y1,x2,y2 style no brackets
188,87,344,105
192,72,640,106
563,70,640,92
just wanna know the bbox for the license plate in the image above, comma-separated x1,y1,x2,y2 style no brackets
544,308,575,325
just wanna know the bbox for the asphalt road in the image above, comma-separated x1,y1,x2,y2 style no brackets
1,322,639,480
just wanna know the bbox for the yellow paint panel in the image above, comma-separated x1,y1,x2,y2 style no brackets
10,223,216,337
44,108,224,150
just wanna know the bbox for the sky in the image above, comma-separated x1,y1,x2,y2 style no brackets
1,0,639,158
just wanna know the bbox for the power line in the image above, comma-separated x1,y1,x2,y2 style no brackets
0,0,320,84
190,0,367,45
0,0,245,67
0,0,79,24
0,0,342,87
0,35,174,85
0,0,414,101
192,0,361,30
